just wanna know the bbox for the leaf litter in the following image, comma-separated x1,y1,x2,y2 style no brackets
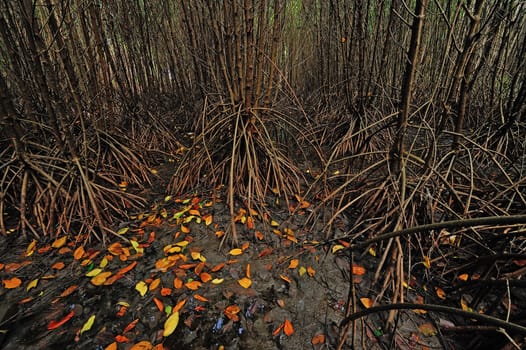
0,190,444,350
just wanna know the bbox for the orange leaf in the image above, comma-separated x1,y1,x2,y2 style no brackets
181,225,190,233
73,246,85,260
255,231,264,240
210,263,225,272
203,214,213,226
47,311,74,330
280,275,291,283
185,280,201,290
258,247,273,257
129,340,154,350
225,305,241,314
51,262,65,270
200,272,212,283
60,285,78,297
105,342,118,350
435,287,446,300
288,259,299,269
2,277,22,289
116,306,127,317
123,318,139,333
246,263,251,278
115,334,130,343
51,236,67,248
161,287,172,296
149,278,161,291
307,266,316,277
194,261,205,275
312,334,325,345
272,323,284,336
116,261,138,275
283,319,294,336
360,297,373,308
238,277,252,288
91,271,113,286
58,247,71,254
173,299,187,313
458,273,469,281
247,216,255,229
153,297,164,312
194,294,209,302
352,265,366,275
103,273,124,286
173,278,183,289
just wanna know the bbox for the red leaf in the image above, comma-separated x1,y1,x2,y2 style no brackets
47,311,74,330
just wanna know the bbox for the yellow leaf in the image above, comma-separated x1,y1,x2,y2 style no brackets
26,239,37,257
191,251,201,260
298,266,306,276
79,314,96,335
99,257,108,268
238,277,252,288
2,277,22,289
270,220,279,227
418,322,437,336
135,281,148,296
211,278,224,284
117,227,129,235
52,236,67,248
131,240,143,254
423,256,431,269
91,271,112,286
368,247,376,257
229,248,243,256
331,245,345,254
26,278,39,291
360,297,373,308
85,268,103,277
163,311,179,337
288,259,299,269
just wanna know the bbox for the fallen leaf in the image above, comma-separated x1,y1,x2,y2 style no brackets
2,277,22,289
105,342,118,350
352,265,366,275
307,266,316,277
136,281,148,296
173,299,187,313
423,256,431,269
173,277,183,289
418,322,437,336
115,334,130,343
458,273,469,281
117,227,129,235
161,287,172,296
200,272,212,283
51,262,65,270
60,285,78,297
52,236,67,248
272,323,284,336
283,319,294,336
91,271,113,286
435,287,446,300
149,278,161,291
203,215,213,226
280,275,291,283
238,277,252,288
85,268,103,277
123,318,139,333
47,311,74,330
26,278,38,291
79,314,96,335
270,220,279,227
312,334,325,344
331,244,345,254
255,231,264,240
163,311,179,337
229,248,243,256
211,278,224,284
211,263,225,272
130,341,153,350
298,266,306,276
185,280,201,290
360,297,373,308
288,259,299,269
153,297,164,312
194,294,209,302
26,239,37,257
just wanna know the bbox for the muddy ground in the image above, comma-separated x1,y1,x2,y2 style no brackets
0,189,518,350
